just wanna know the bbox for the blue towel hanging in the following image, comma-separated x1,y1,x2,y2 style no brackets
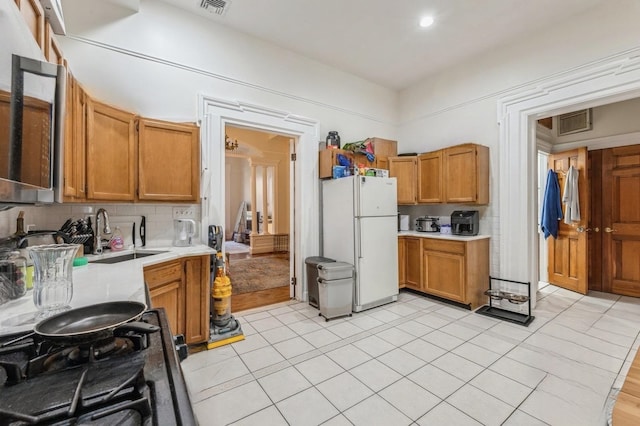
540,170,563,239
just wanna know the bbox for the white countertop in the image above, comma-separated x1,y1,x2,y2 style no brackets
0,244,215,336
398,231,490,241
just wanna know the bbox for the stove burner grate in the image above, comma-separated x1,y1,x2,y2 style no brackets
0,353,151,425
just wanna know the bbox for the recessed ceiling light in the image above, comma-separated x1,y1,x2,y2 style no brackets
419,16,434,28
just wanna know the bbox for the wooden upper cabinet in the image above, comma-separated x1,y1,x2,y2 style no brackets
63,71,88,200
388,156,417,204
137,118,200,202
418,150,443,203
86,98,136,201
44,21,63,65
16,0,45,49
443,143,489,204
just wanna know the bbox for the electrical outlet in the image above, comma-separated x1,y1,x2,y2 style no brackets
172,207,196,219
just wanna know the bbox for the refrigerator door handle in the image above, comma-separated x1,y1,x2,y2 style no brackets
357,220,363,260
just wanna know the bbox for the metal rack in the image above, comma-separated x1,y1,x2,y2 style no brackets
476,276,534,326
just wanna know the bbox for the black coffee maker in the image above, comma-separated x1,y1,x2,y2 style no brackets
451,211,479,236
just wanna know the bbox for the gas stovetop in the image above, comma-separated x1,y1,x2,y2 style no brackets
0,309,196,426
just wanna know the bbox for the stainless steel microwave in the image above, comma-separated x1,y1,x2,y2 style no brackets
0,54,65,208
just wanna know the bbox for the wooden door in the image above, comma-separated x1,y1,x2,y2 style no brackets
398,238,406,287
86,98,136,200
44,22,63,65
547,147,589,294
602,145,640,296
184,256,210,344
16,0,45,49
423,248,465,302
138,118,200,201
443,143,489,204
388,156,417,204
418,150,443,203
63,73,87,199
405,237,421,289
145,260,185,336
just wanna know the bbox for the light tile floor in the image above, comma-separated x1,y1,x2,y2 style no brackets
182,286,640,425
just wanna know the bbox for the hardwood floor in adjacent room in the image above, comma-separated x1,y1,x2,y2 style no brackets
232,286,290,312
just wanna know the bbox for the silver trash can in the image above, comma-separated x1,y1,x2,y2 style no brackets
305,256,335,308
317,262,354,321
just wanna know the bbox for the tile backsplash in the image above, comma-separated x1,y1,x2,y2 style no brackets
0,203,202,248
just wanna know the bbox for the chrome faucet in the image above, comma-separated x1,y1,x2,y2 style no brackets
93,208,112,255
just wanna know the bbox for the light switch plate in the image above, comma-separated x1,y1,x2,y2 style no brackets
172,207,196,219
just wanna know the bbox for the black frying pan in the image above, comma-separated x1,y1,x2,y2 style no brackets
34,301,152,345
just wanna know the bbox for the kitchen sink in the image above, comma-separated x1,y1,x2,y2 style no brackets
89,251,168,264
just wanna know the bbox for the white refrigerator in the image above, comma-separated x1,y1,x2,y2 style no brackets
322,175,399,312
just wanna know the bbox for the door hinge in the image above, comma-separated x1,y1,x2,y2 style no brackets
291,153,297,161
291,277,297,286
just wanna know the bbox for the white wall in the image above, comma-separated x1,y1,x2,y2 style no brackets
552,97,640,147
398,0,640,278
58,0,398,141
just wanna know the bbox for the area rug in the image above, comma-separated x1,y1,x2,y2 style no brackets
228,254,289,294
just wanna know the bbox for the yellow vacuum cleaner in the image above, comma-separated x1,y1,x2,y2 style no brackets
207,252,244,349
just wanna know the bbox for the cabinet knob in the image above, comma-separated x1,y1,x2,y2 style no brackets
604,227,617,233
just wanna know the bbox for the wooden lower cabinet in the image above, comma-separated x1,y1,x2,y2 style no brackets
405,238,422,290
398,238,406,287
144,256,210,344
398,236,489,309
422,240,466,303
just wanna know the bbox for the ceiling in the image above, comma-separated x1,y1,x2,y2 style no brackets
157,0,606,90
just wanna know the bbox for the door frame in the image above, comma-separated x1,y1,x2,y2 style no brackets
198,95,320,300
498,50,640,307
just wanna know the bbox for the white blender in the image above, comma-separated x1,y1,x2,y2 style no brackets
173,219,196,247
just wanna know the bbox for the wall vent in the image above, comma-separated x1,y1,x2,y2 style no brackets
558,109,592,136
199,0,231,15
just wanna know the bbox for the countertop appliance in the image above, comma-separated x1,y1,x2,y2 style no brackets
173,219,196,247
0,308,196,425
451,210,480,236
322,175,399,312
415,216,440,232
397,214,410,231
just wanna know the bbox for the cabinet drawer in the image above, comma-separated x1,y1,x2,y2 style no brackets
144,261,182,288
422,239,465,255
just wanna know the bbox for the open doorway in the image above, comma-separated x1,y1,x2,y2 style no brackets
534,102,640,298
224,125,293,311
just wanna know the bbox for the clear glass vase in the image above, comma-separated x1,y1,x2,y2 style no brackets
29,244,80,319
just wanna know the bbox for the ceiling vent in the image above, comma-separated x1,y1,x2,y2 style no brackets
558,109,592,136
199,0,231,15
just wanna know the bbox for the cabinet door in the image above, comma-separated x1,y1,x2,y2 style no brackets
388,157,417,204
63,73,87,199
422,249,465,303
16,0,45,49
184,256,210,344
145,260,185,336
444,144,489,204
405,237,421,289
150,280,182,336
44,22,63,65
377,157,389,171
418,151,443,203
398,238,406,287
86,98,136,201
138,118,200,201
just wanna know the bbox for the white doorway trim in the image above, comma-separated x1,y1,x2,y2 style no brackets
198,95,320,300
497,50,640,306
